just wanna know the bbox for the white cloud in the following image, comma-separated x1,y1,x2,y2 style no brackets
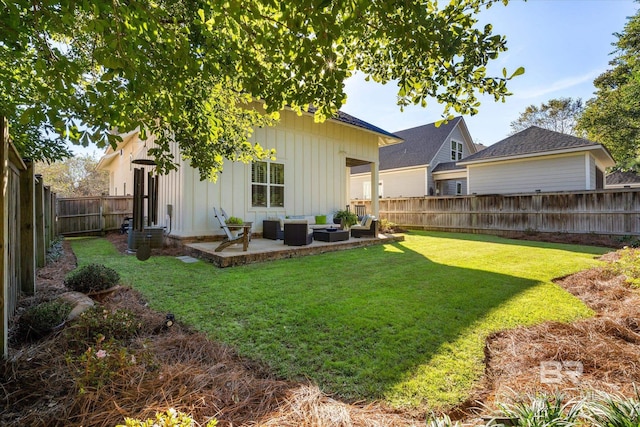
515,69,603,100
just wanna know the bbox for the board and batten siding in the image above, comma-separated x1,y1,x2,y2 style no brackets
467,153,590,195
155,108,380,238
427,125,472,195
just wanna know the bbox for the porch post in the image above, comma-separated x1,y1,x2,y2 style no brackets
371,162,379,217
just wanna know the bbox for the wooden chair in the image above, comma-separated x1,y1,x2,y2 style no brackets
213,207,249,252
221,207,250,241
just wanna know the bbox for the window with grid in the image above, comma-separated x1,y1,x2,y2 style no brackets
251,161,284,208
451,140,463,161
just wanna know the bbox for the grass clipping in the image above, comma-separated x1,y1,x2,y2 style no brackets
478,249,640,408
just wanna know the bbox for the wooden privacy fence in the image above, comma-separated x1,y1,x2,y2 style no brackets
56,196,133,236
352,189,640,236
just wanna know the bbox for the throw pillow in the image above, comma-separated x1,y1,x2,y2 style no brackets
361,214,369,226
315,215,327,225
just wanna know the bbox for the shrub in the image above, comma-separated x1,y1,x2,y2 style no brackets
425,413,461,427
119,408,217,427
64,306,141,348
378,218,396,233
583,389,640,426
606,247,640,288
69,335,127,392
19,299,72,339
64,263,120,293
497,393,582,426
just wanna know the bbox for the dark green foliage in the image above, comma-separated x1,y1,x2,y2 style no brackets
64,307,141,352
19,300,72,339
64,263,120,293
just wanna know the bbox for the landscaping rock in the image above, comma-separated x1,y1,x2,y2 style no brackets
58,291,95,321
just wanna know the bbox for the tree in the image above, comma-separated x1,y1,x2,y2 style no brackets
2,0,523,180
35,155,109,197
510,98,584,136
578,7,640,171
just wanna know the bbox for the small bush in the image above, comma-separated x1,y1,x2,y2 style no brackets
584,389,640,426
497,393,582,426
607,247,640,288
378,218,396,233
64,307,141,348
19,299,72,339
64,263,120,293
66,335,132,393
119,408,217,427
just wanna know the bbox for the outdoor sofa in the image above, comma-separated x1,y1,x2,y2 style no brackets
263,214,335,240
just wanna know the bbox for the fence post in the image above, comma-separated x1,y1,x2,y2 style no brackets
34,175,46,268
44,185,51,250
1,117,9,358
19,160,36,295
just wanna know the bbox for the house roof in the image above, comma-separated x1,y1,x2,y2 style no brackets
459,126,615,167
432,161,465,173
304,106,401,146
606,170,640,186
351,117,466,174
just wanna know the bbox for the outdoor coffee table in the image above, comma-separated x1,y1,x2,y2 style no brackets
313,229,349,242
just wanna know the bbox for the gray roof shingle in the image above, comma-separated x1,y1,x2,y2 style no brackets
606,170,640,185
460,126,602,163
305,106,399,139
351,117,463,174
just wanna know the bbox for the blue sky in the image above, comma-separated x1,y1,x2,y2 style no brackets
342,0,638,146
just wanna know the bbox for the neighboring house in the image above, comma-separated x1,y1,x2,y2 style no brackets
457,126,615,195
606,170,640,189
97,108,401,242
350,117,476,198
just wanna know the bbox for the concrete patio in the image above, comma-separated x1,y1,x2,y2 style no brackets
184,233,405,268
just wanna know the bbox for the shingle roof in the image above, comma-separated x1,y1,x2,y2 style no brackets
606,170,640,185
305,106,399,139
432,161,465,173
460,126,602,163
351,117,463,174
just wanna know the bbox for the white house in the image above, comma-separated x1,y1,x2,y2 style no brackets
350,117,476,198
457,126,616,195
97,108,401,243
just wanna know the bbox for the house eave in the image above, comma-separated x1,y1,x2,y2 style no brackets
458,145,615,168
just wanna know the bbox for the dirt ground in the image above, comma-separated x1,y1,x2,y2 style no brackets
1,233,639,426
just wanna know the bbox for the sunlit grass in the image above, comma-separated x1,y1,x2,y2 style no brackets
69,232,609,411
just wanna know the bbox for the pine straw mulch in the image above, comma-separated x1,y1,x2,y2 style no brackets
472,248,640,412
1,236,421,427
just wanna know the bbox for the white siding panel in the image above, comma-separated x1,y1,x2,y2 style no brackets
589,154,596,190
468,154,588,195
119,108,380,237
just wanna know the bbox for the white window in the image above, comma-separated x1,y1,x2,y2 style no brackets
251,161,284,208
456,181,462,195
451,140,463,161
363,181,383,199
363,182,371,200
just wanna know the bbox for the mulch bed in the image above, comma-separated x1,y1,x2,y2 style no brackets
471,249,640,413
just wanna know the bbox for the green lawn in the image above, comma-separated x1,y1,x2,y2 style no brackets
69,231,609,411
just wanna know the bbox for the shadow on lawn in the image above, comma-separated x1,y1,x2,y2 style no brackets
272,242,545,408
83,236,593,413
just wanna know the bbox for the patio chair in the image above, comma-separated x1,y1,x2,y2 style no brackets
220,207,250,241
350,215,379,238
284,219,313,246
213,207,247,252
